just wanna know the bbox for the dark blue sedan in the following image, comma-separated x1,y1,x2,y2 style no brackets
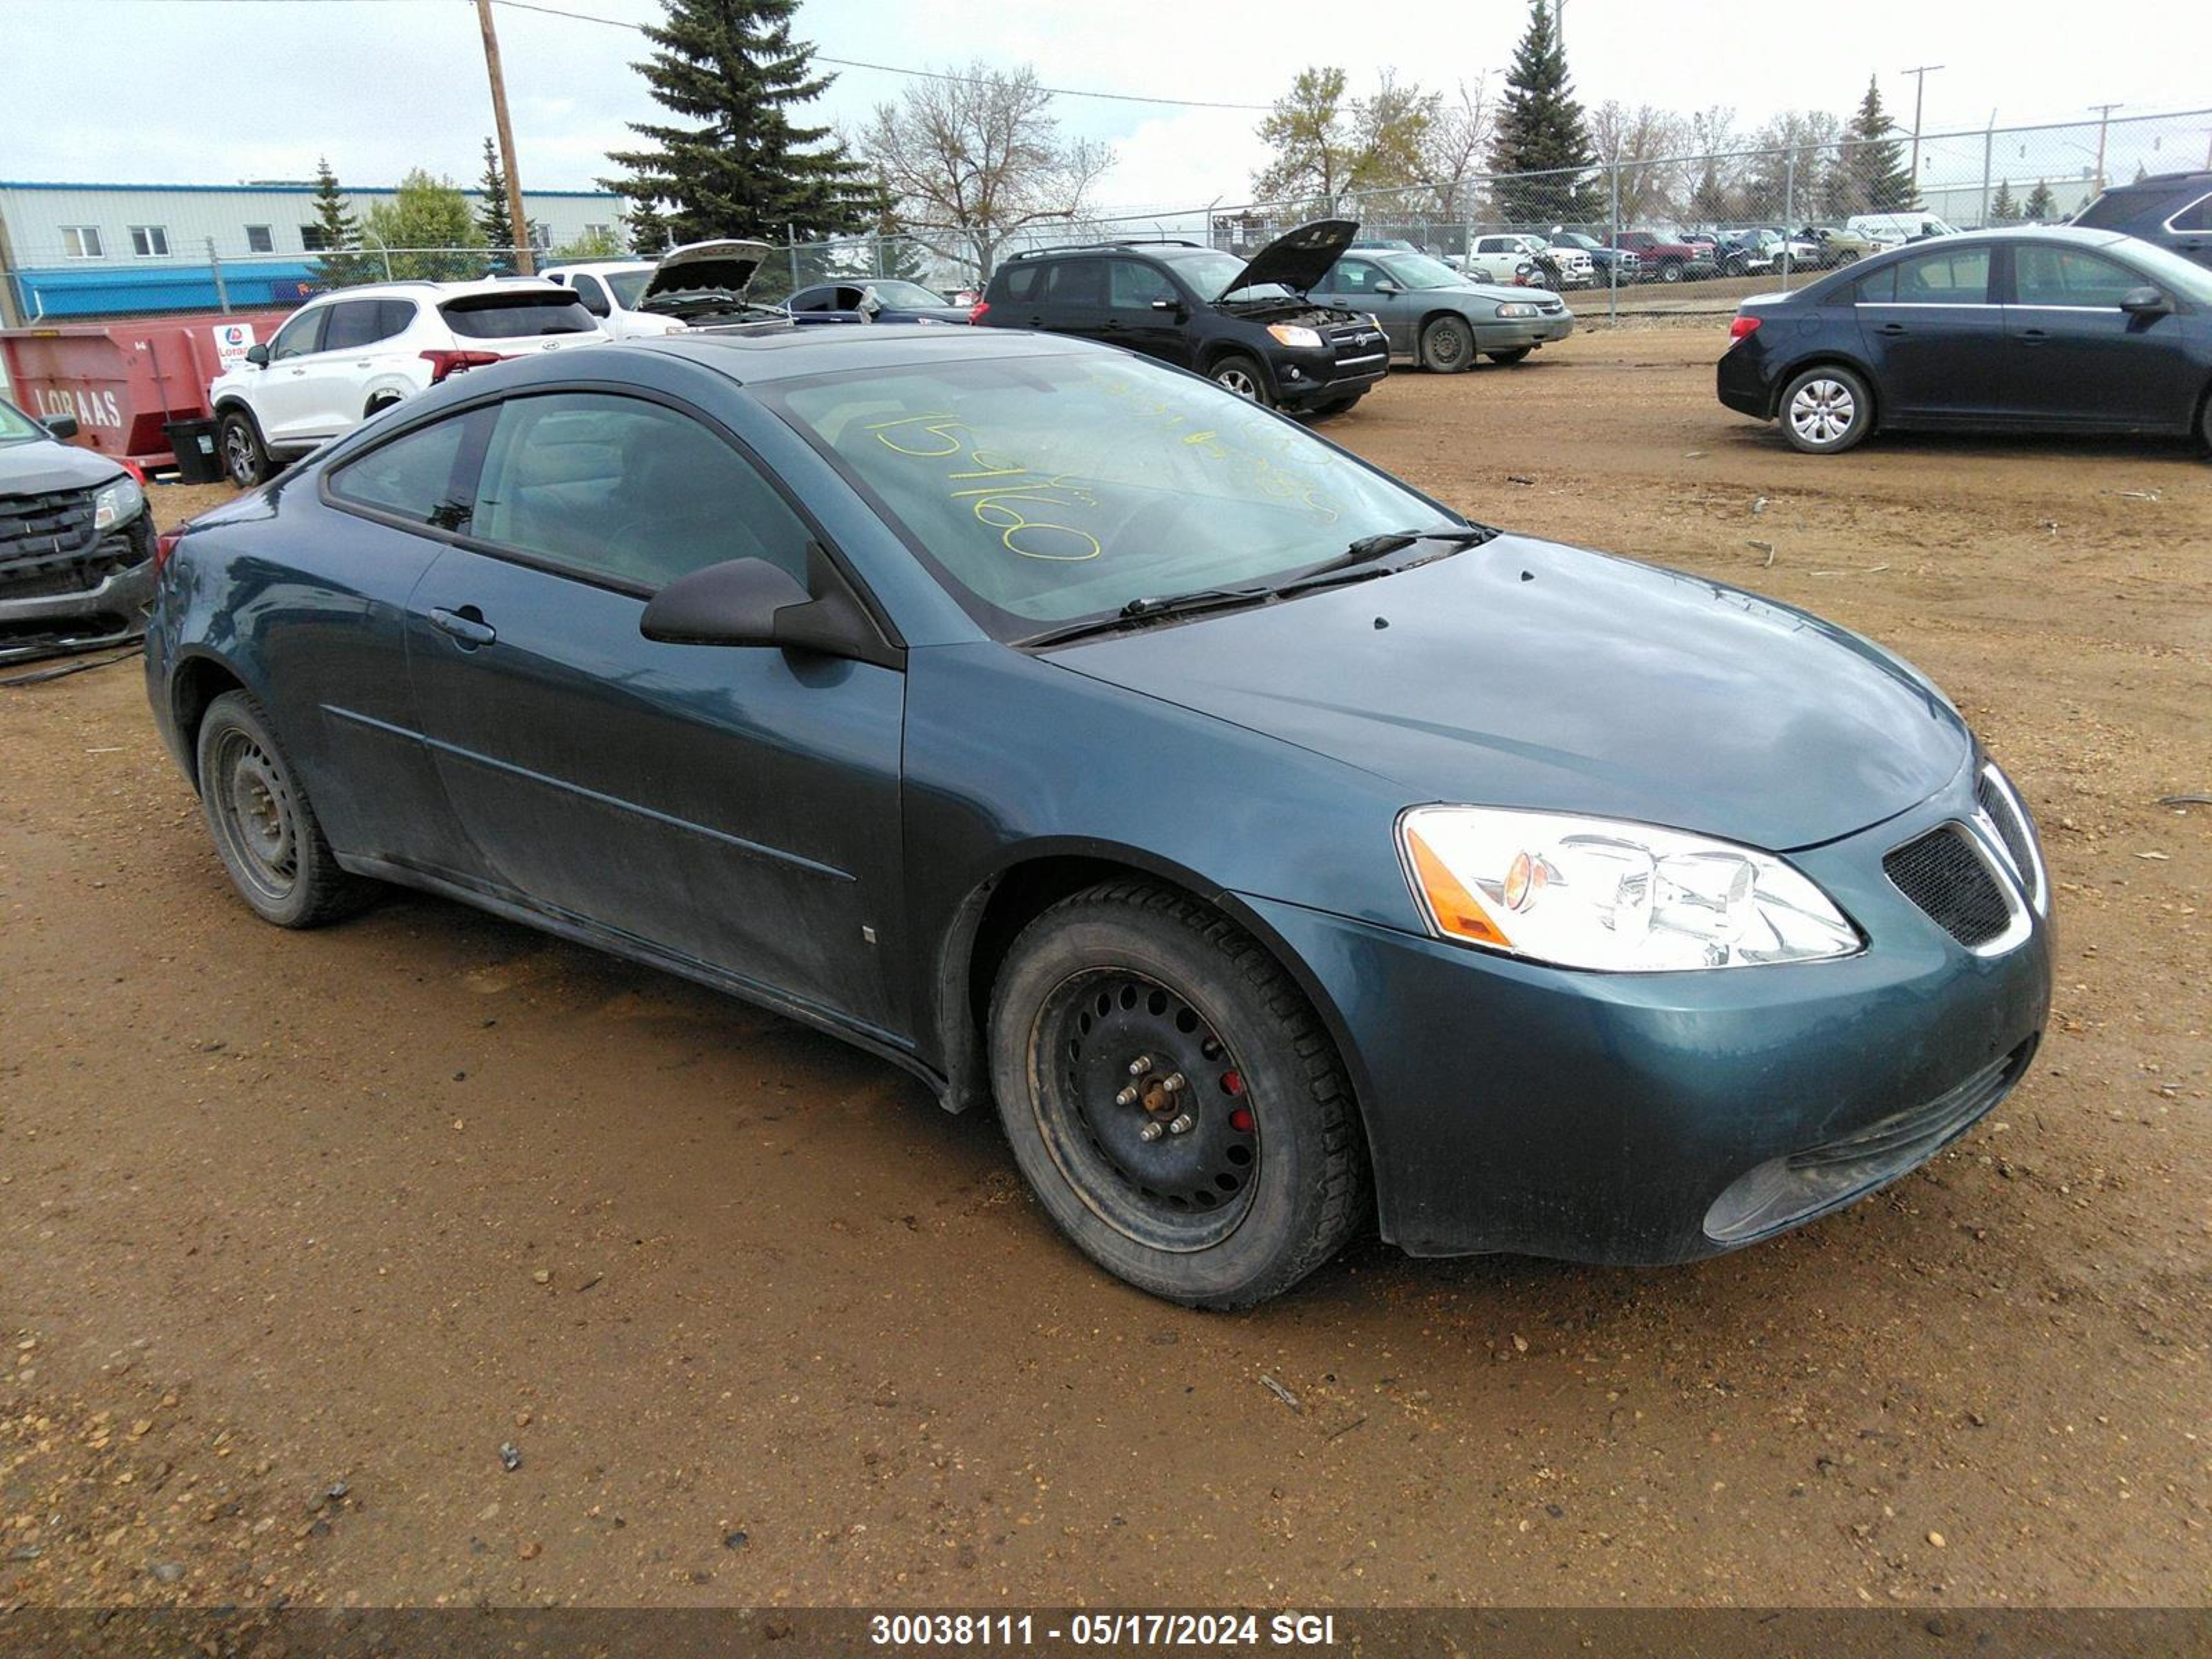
147,327,2051,1306
784,279,973,327
1718,226,2212,453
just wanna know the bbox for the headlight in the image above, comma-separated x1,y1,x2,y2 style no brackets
1398,805,1861,972
93,476,144,532
1494,301,1541,318
1266,323,1324,349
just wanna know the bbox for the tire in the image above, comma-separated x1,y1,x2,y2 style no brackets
1660,260,1684,283
1836,250,1861,265
364,392,404,421
1418,314,1476,373
218,409,272,487
1302,392,1365,421
987,881,1369,1309
195,690,373,928
1485,347,1533,366
2198,389,2212,456
1209,354,1271,405
1779,364,1874,455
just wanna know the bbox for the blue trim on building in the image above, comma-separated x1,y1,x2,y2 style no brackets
12,262,325,319
1,180,619,199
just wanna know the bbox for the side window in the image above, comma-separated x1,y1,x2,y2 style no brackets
1042,259,1105,309
269,307,327,360
328,411,485,532
1107,260,1177,310
321,299,400,352
2013,245,2143,307
1853,264,1895,302
571,274,612,317
471,393,814,593
379,299,418,339
997,263,1040,303
2171,193,2212,233
785,286,827,312
1891,247,1990,304
1338,259,1383,293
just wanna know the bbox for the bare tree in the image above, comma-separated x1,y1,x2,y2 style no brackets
854,63,1112,279
1421,75,1494,222
1588,101,1688,223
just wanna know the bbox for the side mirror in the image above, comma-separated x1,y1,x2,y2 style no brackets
2119,285,2170,317
245,344,271,368
639,553,900,668
1373,281,1403,297
40,413,79,440
1149,296,1179,312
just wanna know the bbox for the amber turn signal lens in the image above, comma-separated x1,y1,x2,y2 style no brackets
1405,827,1512,948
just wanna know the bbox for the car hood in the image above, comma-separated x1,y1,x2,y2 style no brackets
1223,219,1360,298
1051,535,1969,852
0,437,125,495
640,239,772,312
1415,279,1541,304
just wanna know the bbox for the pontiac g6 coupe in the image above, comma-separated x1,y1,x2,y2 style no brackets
147,327,2052,1307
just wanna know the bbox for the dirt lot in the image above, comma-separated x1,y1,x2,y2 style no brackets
3,327,2207,1615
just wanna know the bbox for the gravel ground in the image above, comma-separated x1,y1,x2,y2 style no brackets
1,328,2206,1614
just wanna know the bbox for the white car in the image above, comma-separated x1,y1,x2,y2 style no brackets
1846,212,1960,250
207,279,609,487
1463,234,1595,289
538,261,688,340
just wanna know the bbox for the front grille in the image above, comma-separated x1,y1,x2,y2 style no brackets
1,487,97,563
1884,825,2012,949
1976,768,2041,906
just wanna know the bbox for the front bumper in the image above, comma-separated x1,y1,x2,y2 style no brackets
1240,778,2051,1265
1478,315,1575,350
0,516,156,665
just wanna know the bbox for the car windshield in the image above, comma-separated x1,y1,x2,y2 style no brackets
1375,252,1465,290
604,269,653,308
1165,249,1297,303
0,398,43,445
1557,232,1599,250
768,349,1447,639
866,280,951,308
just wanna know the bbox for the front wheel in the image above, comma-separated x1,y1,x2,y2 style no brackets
218,409,272,487
1209,353,1271,404
988,882,1369,1309
1660,261,1684,283
1485,347,1533,366
1419,314,1475,373
1780,365,1873,455
1302,392,1365,421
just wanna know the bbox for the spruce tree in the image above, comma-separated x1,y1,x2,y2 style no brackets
306,157,371,287
624,200,671,256
601,0,878,243
1842,77,1914,213
477,137,517,274
1989,179,2018,224
1488,0,1598,225
2023,180,2056,222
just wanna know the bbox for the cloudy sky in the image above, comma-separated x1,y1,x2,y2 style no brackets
3,0,2208,209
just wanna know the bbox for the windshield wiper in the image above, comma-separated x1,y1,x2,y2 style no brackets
1300,523,1497,577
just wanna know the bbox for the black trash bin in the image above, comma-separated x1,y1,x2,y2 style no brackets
162,418,223,485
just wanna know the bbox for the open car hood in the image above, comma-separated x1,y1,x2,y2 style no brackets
1221,219,1360,297
639,239,774,316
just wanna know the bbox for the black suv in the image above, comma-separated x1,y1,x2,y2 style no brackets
2072,171,2212,270
973,220,1389,416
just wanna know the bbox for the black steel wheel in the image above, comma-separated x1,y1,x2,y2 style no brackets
1419,314,1475,373
218,409,272,487
988,881,1368,1307
195,691,372,928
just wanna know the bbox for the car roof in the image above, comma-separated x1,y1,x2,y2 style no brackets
302,277,572,301
628,323,1098,385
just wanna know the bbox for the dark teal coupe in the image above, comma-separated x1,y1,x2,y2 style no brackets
147,327,2051,1306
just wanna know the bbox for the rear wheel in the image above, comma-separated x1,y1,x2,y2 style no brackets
1418,314,1475,373
218,409,272,487
1485,347,1533,366
196,691,372,928
988,881,1368,1309
1779,364,1873,455
1209,354,1270,404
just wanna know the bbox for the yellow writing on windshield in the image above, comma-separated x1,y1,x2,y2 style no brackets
866,413,1104,562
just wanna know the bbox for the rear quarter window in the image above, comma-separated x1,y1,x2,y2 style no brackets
327,410,487,532
438,292,597,339
996,264,1042,303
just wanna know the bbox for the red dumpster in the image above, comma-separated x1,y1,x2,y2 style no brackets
0,310,294,474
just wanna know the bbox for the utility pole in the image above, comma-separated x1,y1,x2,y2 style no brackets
1554,0,1565,49
2088,103,2122,193
1900,64,1944,189
475,0,535,276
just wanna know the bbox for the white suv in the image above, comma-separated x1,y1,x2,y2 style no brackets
1466,234,1593,289
208,280,608,486
538,261,688,340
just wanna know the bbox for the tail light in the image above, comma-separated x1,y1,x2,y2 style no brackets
1728,315,1762,342
968,301,990,325
153,529,182,576
420,349,503,384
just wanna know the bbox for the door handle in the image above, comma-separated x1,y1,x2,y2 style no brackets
1025,315,1044,328
355,359,373,367
2018,329,2049,346
429,606,496,648
1876,322,1907,336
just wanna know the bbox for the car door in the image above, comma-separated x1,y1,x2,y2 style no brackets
252,304,332,444
313,298,418,431
568,272,615,328
404,388,908,1035
2003,241,2204,429
1318,259,1406,353
1033,257,1109,341
1852,244,2003,422
1102,259,1192,367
